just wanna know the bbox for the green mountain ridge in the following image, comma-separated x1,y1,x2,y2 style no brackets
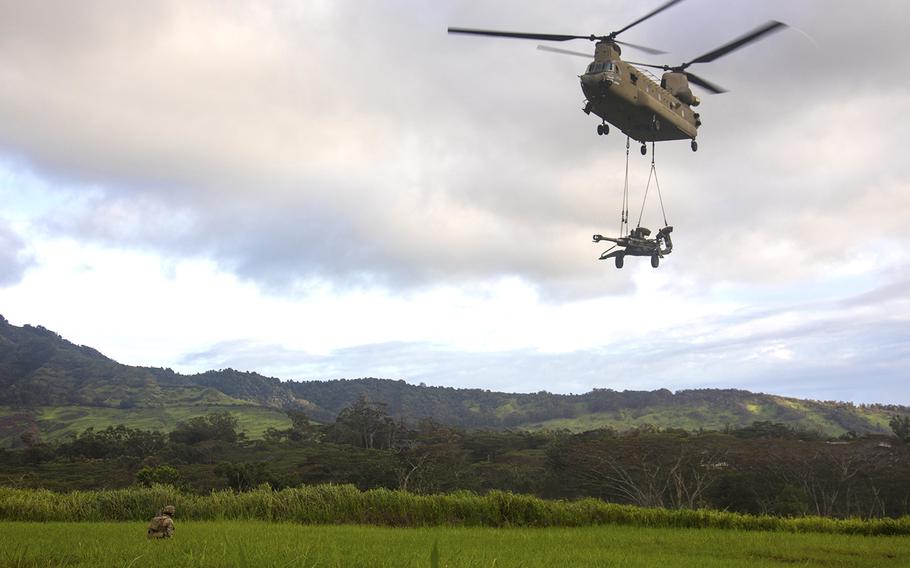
0,314,905,447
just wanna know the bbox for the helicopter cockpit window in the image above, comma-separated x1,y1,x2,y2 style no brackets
586,62,616,74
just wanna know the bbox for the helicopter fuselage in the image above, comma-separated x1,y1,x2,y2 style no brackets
581,42,699,144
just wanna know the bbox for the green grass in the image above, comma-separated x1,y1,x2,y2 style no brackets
528,408,732,433
1,521,908,567
3,485,909,536
0,405,291,446
855,406,895,430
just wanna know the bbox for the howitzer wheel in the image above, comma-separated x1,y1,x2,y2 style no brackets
651,254,660,268
615,255,624,269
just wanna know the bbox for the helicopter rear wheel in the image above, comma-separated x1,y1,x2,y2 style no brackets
691,140,698,152
640,144,647,156
597,123,609,136
615,255,624,269
651,254,660,268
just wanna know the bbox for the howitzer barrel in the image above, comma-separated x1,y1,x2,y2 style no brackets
592,234,621,244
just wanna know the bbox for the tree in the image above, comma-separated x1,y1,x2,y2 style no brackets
135,465,183,487
326,396,398,449
59,425,166,460
264,410,321,444
396,419,469,493
169,412,240,445
215,461,273,491
890,415,910,443
546,431,723,509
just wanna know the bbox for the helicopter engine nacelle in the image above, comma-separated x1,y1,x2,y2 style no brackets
594,41,622,60
661,72,699,107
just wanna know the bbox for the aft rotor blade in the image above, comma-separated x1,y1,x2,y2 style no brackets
686,71,726,94
611,0,686,37
537,45,594,58
615,40,667,55
689,20,787,65
447,27,591,42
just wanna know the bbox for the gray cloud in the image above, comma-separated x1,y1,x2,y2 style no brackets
0,222,33,286
0,1,908,297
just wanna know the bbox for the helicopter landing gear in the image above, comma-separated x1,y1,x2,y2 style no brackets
651,254,660,268
597,123,609,136
691,140,698,152
640,143,647,156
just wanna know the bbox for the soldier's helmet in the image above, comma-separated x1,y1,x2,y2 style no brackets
162,505,176,516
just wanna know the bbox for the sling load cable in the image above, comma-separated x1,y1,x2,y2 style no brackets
636,141,669,230
619,136,631,238
598,136,632,259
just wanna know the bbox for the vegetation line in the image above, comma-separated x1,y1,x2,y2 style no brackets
1,484,908,536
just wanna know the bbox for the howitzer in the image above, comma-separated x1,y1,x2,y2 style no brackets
593,225,673,268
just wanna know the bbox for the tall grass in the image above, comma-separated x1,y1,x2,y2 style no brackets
1,484,908,536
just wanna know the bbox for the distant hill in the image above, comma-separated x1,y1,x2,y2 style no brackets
0,315,317,411
0,314,906,446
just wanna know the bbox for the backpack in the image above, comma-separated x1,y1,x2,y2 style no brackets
147,515,173,538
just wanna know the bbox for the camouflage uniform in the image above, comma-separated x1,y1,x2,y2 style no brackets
147,505,175,539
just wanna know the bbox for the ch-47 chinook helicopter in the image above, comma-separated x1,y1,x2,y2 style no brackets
448,0,786,154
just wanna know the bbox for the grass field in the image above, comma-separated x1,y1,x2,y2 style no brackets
526,402,876,436
2,521,909,567
0,405,291,446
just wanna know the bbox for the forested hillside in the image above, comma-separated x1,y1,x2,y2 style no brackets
287,378,901,435
1,315,906,447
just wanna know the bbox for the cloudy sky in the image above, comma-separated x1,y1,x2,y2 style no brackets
1,0,908,404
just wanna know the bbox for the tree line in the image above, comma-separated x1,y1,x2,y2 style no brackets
4,397,910,520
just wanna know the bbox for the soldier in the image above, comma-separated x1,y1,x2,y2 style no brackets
147,505,176,539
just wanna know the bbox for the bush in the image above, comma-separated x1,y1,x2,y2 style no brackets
135,465,182,488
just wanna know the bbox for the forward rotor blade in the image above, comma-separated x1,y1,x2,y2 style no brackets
537,45,594,58
447,27,590,42
686,71,726,94
615,40,667,55
611,0,686,37
689,20,787,65
626,61,668,71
